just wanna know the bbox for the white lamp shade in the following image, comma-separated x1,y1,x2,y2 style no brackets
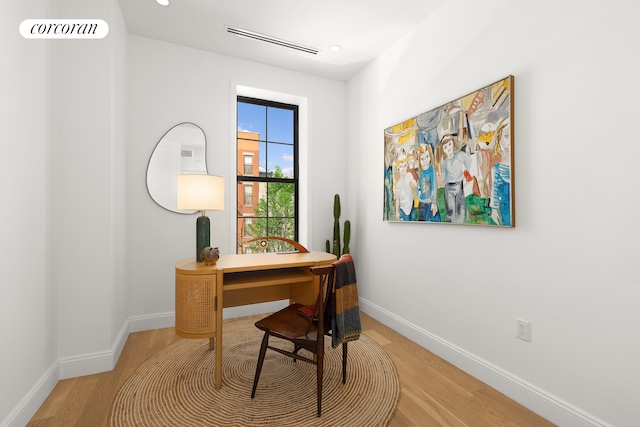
177,174,224,211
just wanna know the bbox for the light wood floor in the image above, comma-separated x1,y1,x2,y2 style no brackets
28,313,555,426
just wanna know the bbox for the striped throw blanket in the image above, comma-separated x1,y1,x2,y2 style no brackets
331,254,361,348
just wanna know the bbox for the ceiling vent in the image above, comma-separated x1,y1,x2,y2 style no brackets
226,26,319,55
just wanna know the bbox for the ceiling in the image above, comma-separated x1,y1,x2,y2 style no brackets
117,0,447,81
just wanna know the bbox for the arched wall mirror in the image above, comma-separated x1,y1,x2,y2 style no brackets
146,122,207,214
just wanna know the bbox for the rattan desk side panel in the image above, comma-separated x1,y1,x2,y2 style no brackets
175,266,216,339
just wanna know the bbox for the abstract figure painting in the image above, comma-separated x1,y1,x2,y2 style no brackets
383,76,514,227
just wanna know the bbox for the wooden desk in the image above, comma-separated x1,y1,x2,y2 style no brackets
175,251,337,388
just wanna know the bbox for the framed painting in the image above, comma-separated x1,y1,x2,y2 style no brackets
383,75,514,227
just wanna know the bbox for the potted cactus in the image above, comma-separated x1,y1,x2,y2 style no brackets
326,194,351,257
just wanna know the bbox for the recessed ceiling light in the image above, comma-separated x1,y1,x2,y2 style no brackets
156,0,169,6
330,45,342,52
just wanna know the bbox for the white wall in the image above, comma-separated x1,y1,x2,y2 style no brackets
126,36,348,321
7,0,637,426
1,0,128,425
0,0,50,423
2,18,348,426
109,0,129,359
48,0,128,374
122,36,347,322
347,1,640,426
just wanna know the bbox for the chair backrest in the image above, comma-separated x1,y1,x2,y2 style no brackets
307,264,336,337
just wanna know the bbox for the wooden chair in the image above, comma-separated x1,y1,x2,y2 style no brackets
250,264,348,417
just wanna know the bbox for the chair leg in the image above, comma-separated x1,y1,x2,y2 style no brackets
316,354,324,417
251,332,270,398
293,344,300,363
342,342,348,384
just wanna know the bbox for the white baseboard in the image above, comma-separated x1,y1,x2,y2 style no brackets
359,298,611,427
126,303,283,333
0,362,59,427
129,311,175,333
2,304,288,426
58,317,131,380
7,302,609,427
59,312,177,381
3,312,168,426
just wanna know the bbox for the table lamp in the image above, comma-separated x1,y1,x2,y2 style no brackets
177,174,224,261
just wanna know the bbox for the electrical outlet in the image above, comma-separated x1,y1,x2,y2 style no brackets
516,318,531,341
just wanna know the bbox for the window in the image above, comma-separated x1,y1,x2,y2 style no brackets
243,154,253,176
243,184,253,206
236,96,298,254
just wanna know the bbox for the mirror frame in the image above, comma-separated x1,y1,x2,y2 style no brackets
146,122,208,214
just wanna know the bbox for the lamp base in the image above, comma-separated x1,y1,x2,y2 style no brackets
196,215,210,262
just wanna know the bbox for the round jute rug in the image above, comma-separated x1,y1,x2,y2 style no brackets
109,316,399,426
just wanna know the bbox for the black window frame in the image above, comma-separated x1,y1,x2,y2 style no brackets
236,96,299,253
